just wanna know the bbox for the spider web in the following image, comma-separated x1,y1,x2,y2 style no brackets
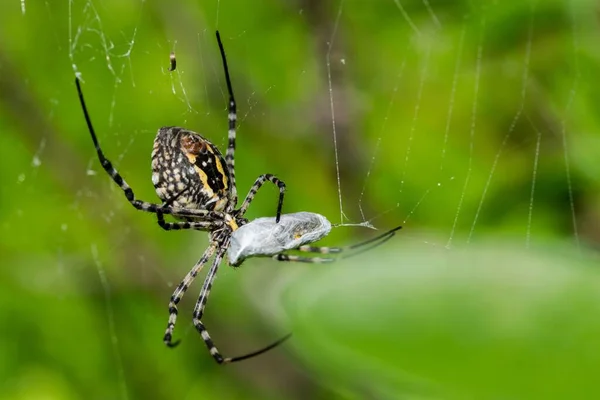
326,1,585,253
0,0,596,399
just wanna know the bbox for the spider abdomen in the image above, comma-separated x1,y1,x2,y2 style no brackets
152,127,231,212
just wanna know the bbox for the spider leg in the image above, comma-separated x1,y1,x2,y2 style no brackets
273,225,402,263
273,254,336,263
155,191,223,231
164,241,218,347
156,212,223,231
299,225,402,254
236,174,286,223
216,31,238,208
193,237,290,363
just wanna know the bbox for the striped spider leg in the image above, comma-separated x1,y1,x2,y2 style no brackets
273,225,402,263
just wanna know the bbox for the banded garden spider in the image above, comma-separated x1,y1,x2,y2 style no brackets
76,31,400,364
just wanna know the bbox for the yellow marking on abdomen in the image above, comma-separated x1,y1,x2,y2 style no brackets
205,144,228,191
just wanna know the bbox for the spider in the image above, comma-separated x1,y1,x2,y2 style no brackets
76,31,400,364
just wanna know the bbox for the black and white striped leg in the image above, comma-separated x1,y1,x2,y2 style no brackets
273,254,336,263
164,242,218,348
192,239,290,364
216,31,238,207
273,225,402,263
156,212,223,232
236,174,286,223
303,225,401,254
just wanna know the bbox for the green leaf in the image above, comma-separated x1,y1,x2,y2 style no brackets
278,239,600,399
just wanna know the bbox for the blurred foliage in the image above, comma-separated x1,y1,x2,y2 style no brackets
0,0,599,399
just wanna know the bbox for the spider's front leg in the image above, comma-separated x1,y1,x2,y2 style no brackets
163,242,218,347
192,238,290,363
272,225,402,263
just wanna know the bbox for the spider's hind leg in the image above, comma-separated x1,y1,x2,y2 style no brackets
156,211,223,232
216,31,239,208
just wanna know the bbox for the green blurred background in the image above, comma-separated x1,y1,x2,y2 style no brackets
1,0,600,399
